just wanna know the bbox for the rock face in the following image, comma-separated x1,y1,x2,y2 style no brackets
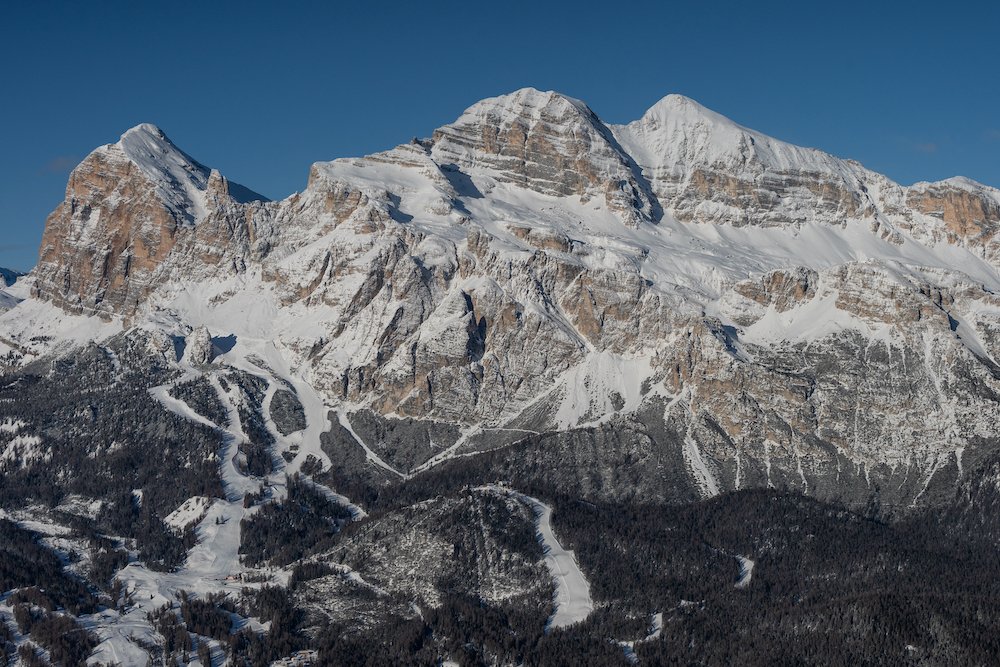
182,326,214,365
431,88,658,227
15,87,1000,513
902,177,1000,254
32,124,269,317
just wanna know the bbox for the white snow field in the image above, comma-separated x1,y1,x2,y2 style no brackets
735,555,755,588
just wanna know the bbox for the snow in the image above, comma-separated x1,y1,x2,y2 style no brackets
669,391,721,498
740,289,895,346
618,611,665,662
683,427,720,499
0,433,46,466
477,485,594,629
0,289,20,311
553,351,656,429
0,294,123,360
530,497,595,629
455,87,592,124
409,423,505,475
164,496,213,532
0,419,25,433
118,124,211,226
648,612,663,639
9,514,73,537
55,495,104,521
614,93,863,180
735,555,755,589
621,642,638,664
87,338,371,663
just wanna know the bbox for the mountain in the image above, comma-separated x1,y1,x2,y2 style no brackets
32,123,269,317
0,268,24,313
0,268,21,287
2,89,1000,665
25,88,1000,508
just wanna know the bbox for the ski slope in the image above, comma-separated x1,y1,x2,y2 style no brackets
477,485,594,628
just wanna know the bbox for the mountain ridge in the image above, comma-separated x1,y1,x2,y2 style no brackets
4,87,1000,515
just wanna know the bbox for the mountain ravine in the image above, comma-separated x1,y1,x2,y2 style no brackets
1,88,1000,666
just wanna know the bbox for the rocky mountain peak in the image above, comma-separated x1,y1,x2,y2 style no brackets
112,123,268,224
904,175,1000,243
617,94,856,177
454,86,593,120
113,123,212,226
31,124,270,317
431,87,659,227
611,95,877,226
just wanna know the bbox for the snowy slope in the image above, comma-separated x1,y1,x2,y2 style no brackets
613,93,864,179
115,124,268,225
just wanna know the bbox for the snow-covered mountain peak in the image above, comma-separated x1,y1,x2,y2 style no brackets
451,87,593,124
80,123,269,225
636,93,735,128
615,94,858,179
109,123,269,220
430,87,657,227
117,124,207,183
120,121,172,144
108,123,212,226
911,175,1000,199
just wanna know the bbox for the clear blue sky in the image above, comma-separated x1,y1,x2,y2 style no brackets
2,0,998,271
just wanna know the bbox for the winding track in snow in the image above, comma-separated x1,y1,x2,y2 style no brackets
476,484,594,629
88,343,368,664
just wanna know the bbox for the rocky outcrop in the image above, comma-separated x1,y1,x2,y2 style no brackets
901,178,1000,260
183,326,214,365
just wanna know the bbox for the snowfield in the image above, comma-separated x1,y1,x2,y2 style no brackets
735,555,755,589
